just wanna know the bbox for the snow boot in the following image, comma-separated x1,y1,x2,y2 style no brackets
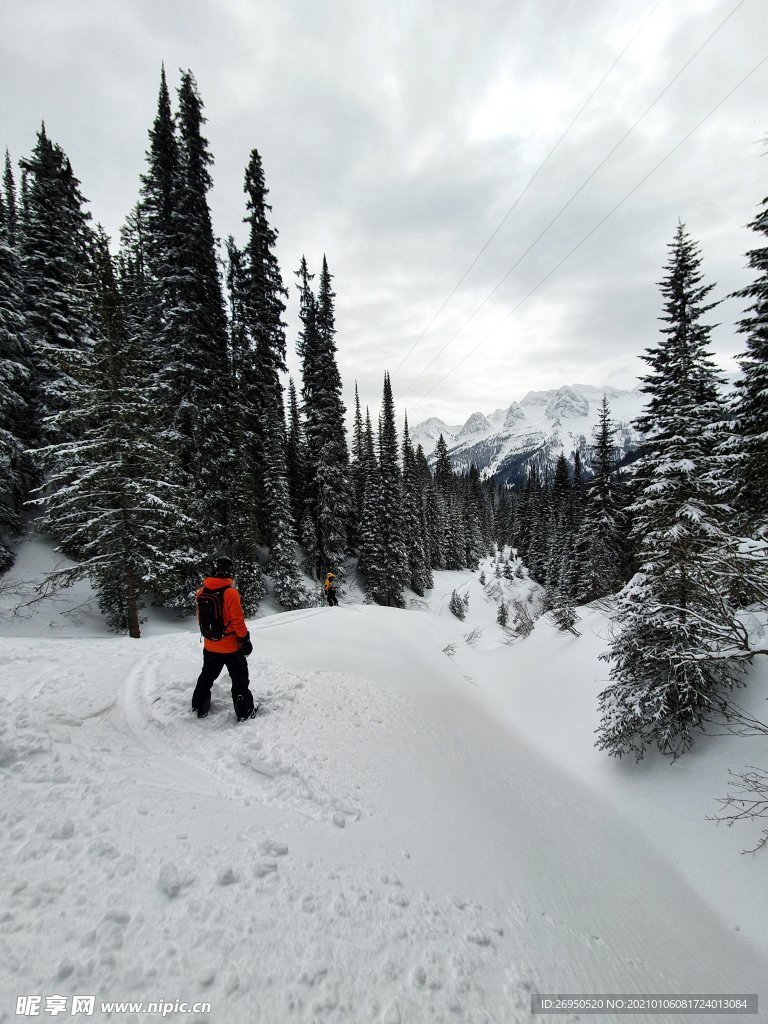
193,692,211,719
234,692,258,721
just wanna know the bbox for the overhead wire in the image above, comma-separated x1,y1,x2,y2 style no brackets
417,52,768,402
400,0,750,400
391,0,665,377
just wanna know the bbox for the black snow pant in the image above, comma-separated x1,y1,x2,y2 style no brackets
326,589,338,607
192,649,253,717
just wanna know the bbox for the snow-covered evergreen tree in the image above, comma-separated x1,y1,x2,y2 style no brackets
597,224,756,760
579,395,625,600
401,414,433,596
424,485,445,570
347,382,366,553
434,434,451,491
358,457,386,603
136,68,229,606
0,154,33,569
32,232,189,636
441,502,458,570
221,236,264,613
138,64,178,338
462,470,485,570
545,453,570,589
449,589,466,620
171,70,231,540
731,146,768,535
372,373,407,606
240,148,303,608
285,376,305,537
19,126,94,438
296,255,349,577
3,151,18,244
553,598,579,633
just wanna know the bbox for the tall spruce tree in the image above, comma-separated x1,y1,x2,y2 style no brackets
546,453,571,590
731,148,768,534
359,466,385,602
138,69,233,606
0,154,33,569
19,126,94,438
241,148,304,608
222,236,264,612
401,414,433,595
348,382,366,552
434,434,452,491
579,395,625,600
172,69,231,509
296,255,349,577
33,232,189,636
3,152,18,244
285,376,305,537
597,224,754,760
358,408,383,599
370,374,407,605
139,64,179,323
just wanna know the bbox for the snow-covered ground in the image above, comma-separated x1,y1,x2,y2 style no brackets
1,542,766,1023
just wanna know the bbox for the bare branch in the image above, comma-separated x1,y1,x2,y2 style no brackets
707,766,768,854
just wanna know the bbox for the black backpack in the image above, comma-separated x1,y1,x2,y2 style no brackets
197,585,231,641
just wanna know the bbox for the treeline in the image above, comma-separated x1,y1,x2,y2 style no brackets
0,66,499,633
351,376,496,607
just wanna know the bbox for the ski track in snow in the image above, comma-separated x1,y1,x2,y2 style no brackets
117,649,381,821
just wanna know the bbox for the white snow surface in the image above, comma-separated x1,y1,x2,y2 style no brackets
1,544,767,1023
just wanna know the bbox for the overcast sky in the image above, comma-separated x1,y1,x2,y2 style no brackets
2,0,767,427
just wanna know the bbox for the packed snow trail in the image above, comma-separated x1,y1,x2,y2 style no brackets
0,604,765,1023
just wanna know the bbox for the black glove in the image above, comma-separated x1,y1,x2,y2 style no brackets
239,633,253,657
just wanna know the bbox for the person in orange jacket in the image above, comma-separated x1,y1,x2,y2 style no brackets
191,555,257,721
324,572,339,607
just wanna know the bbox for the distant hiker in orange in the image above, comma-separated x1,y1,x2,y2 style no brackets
324,572,339,607
192,555,257,721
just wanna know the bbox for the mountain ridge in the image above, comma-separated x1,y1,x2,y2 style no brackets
412,382,645,484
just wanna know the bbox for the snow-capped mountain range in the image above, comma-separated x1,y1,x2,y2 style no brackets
412,383,645,483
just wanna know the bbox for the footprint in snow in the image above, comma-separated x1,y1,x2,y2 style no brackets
158,863,181,898
411,964,427,988
252,858,278,879
260,838,289,856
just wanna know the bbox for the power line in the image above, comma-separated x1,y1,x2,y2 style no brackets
400,0,750,399
392,0,664,378
417,53,768,402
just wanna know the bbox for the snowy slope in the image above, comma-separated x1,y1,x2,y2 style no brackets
1,552,767,1023
412,383,644,482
